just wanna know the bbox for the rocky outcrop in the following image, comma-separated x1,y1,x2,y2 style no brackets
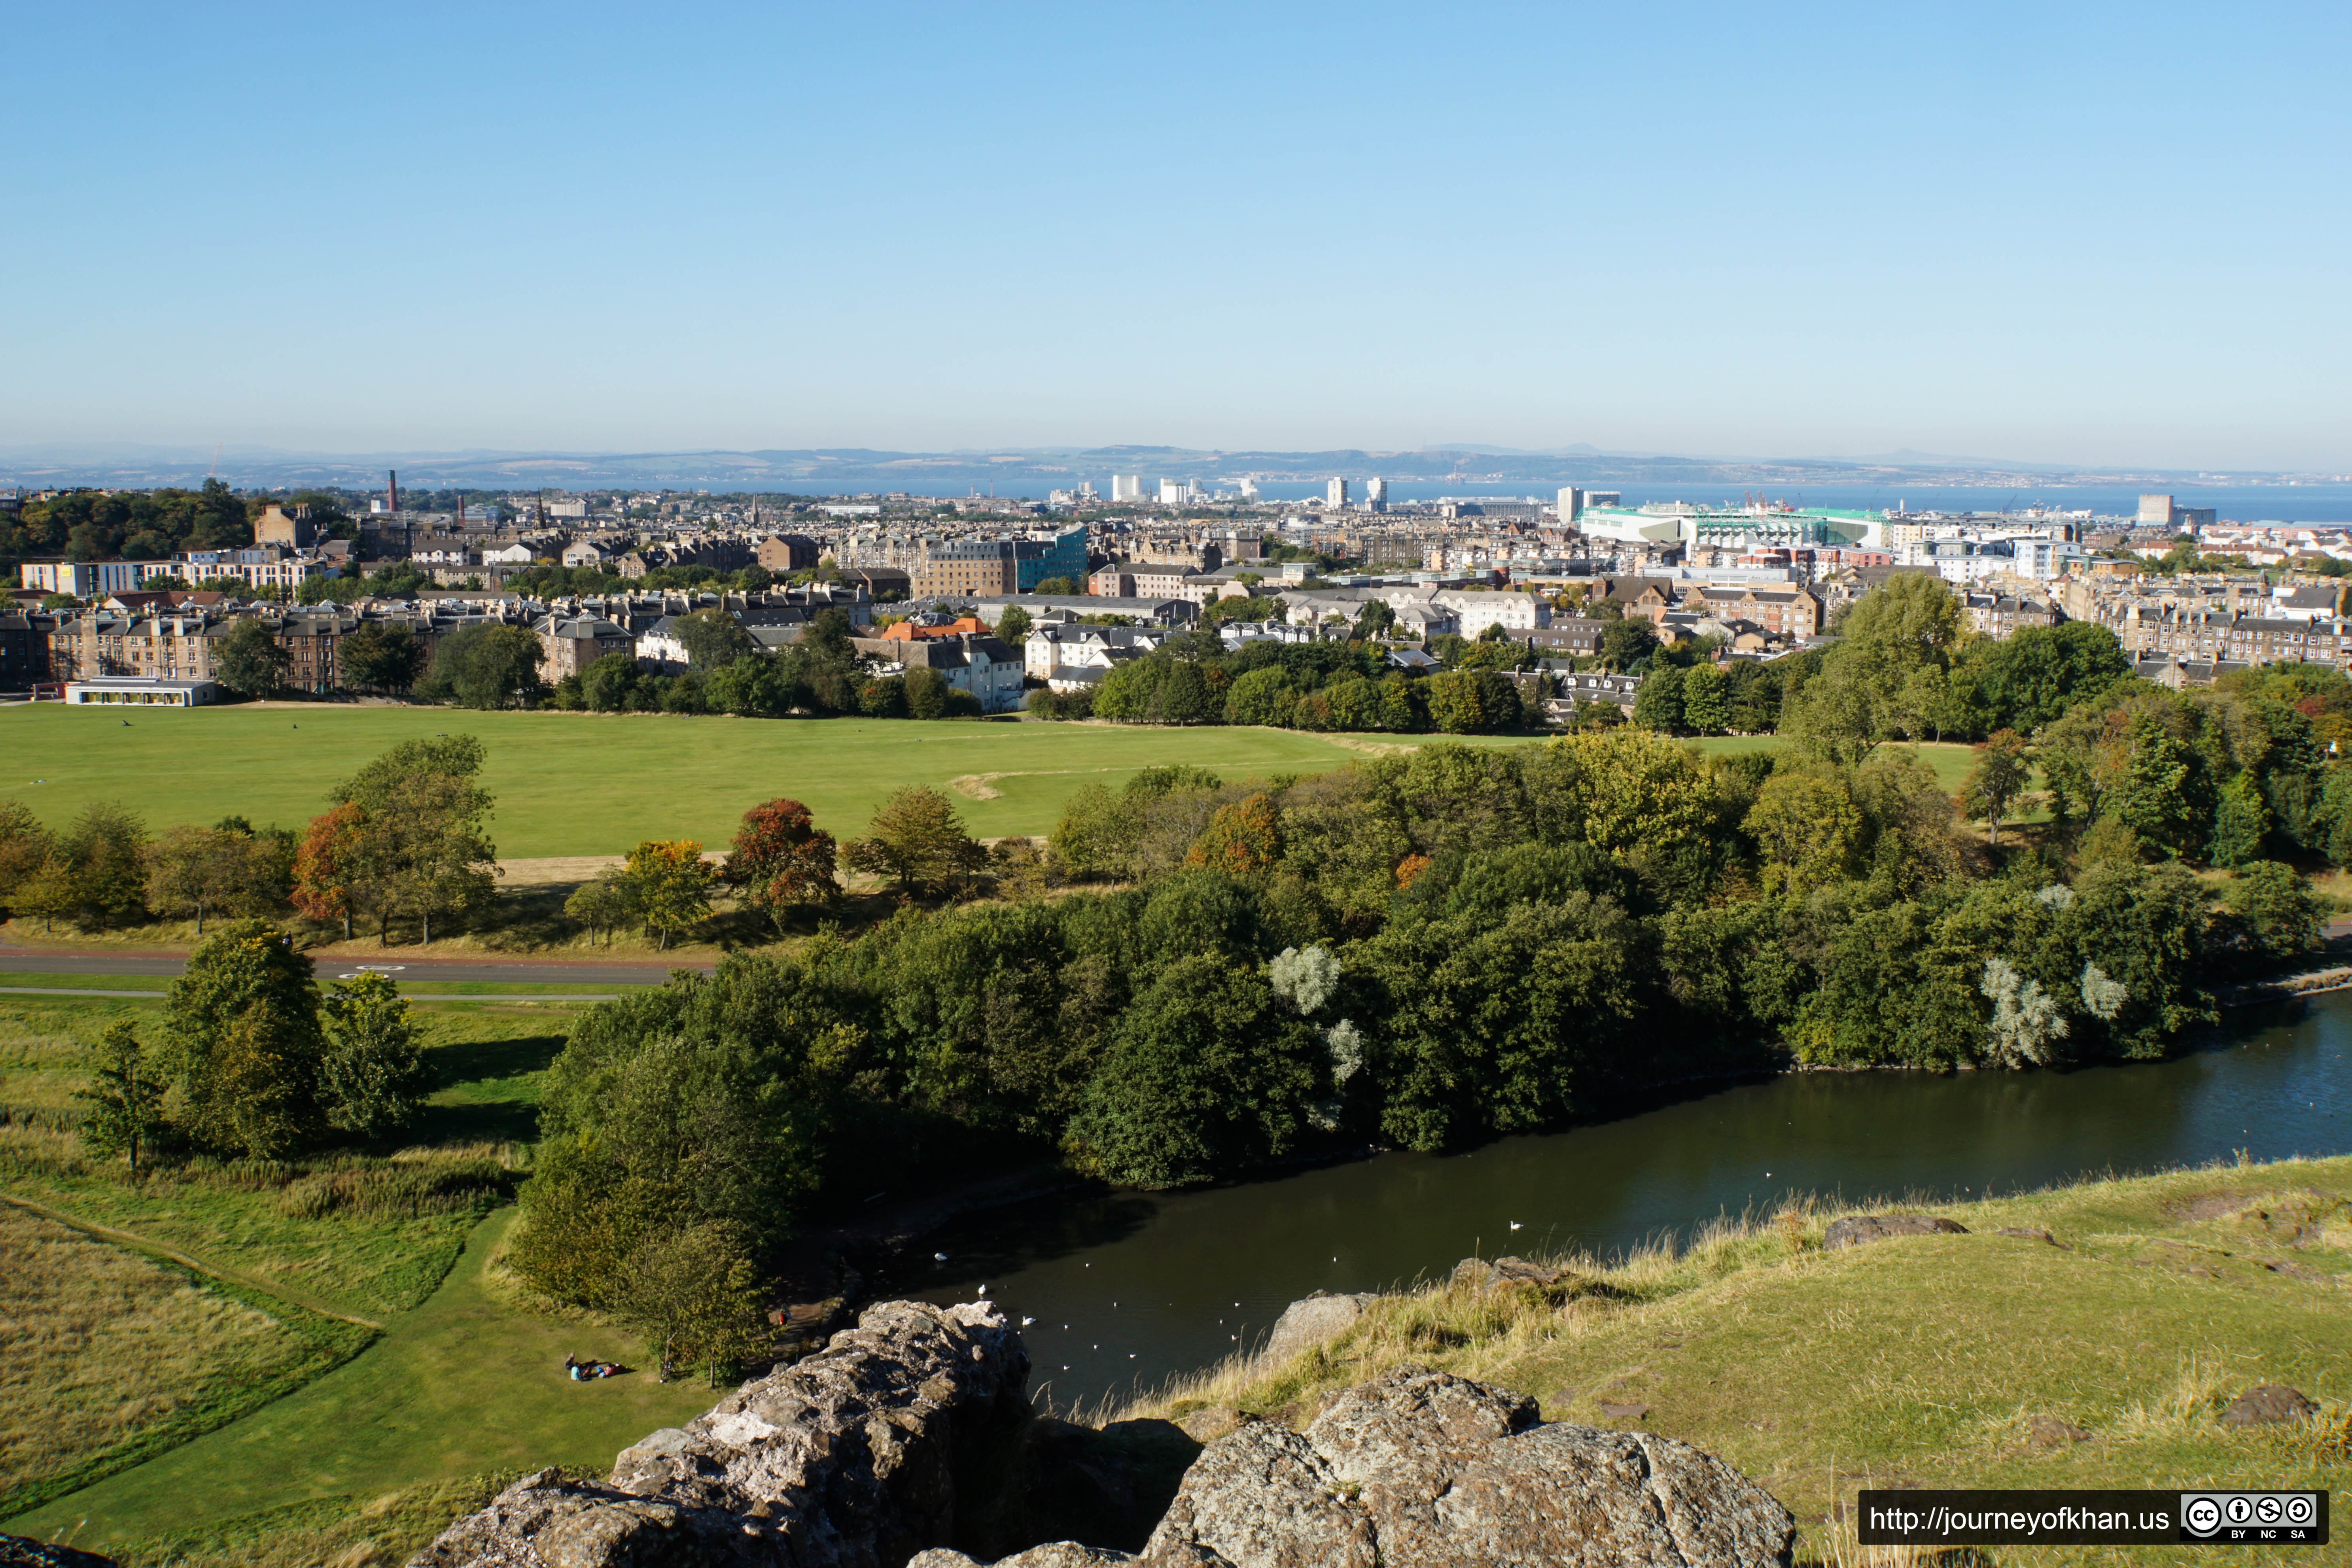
1822,1214,1968,1251
914,1365,1795,1568
1259,1291,1374,1364
1451,1255,1569,1291
407,1299,1029,1568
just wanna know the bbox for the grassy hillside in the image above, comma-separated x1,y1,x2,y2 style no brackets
1132,1157,2352,1567
0,702,1979,857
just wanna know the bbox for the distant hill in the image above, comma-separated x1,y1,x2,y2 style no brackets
0,441,2256,495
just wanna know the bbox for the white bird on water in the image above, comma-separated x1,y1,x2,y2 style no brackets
933,1252,948,1262
1021,1316,1037,1326
1508,1221,1523,1231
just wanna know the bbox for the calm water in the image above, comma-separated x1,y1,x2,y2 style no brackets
901,997,2352,1411
1249,480,2352,523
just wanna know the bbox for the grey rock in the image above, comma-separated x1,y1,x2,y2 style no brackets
1260,1291,1374,1366
1135,1364,1794,1568
1822,1215,1969,1251
408,1299,1028,1568
2221,1384,2318,1426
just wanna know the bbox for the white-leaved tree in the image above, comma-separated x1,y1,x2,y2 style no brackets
2079,963,2128,1021
1276,946,1365,1128
1270,945,1340,1016
1982,957,2070,1068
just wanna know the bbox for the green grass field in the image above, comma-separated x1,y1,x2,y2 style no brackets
0,706,1410,855
1,703,1978,857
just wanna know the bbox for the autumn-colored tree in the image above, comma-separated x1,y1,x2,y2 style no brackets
1186,793,1284,875
623,840,716,950
727,799,839,934
292,802,367,940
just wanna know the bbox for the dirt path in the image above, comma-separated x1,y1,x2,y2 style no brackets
0,1192,387,1331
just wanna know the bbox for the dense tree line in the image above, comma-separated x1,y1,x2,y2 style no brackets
2,481,352,564
510,654,2340,1319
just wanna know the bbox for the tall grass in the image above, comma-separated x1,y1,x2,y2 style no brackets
0,1205,375,1516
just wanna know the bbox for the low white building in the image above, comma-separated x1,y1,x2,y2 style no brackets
1431,589,1549,637
66,675,218,706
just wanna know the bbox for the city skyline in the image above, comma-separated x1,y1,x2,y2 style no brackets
4,3,2347,469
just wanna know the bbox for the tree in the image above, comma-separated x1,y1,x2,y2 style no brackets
1186,793,1283,874
333,737,499,944
76,1021,165,1175
564,870,636,946
623,840,716,949
1065,956,1318,1187
1424,672,1489,735
338,622,426,694
0,799,52,914
2207,773,2271,868
615,1222,769,1386
727,800,839,933
1034,576,1079,596
1680,662,1731,735
2107,711,2212,857
291,802,365,940
1632,666,1685,733
161,919,325,1158
2217,861,2327,965
214,618,288,699
61,800,148,931
673,609,757,670
146,824,278,934
1960,729,2032,845
996,604,1033,645
904,666,951,720
426,623,544,709
840,787,986,896
320,973,430,1137
1525,728,1714,865
1599,617,1658,670
1742,770,1862,894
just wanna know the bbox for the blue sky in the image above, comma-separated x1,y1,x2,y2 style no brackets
3,2,2346,469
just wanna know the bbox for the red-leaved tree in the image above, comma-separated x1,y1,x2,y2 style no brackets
727,799,839,934
292,802,365,942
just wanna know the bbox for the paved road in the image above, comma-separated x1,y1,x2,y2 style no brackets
0,949,709,985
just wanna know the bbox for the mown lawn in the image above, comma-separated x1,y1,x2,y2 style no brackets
0,701,1981,857
0,706,1407,854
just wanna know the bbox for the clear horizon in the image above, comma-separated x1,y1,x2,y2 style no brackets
4,3,2346,469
